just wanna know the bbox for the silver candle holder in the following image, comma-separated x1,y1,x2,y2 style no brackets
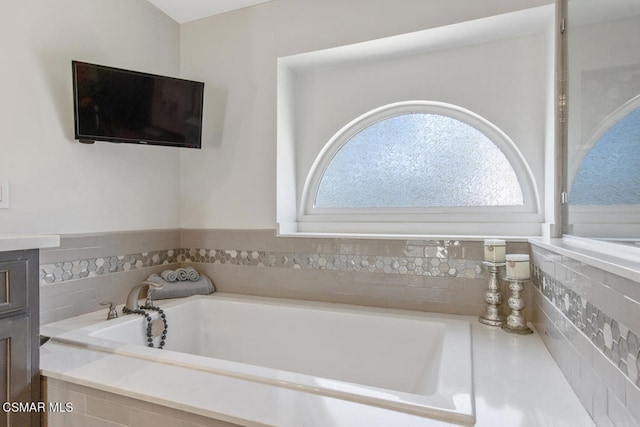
478,262,506,326
502,277,533,335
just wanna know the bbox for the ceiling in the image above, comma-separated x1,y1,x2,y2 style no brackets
146,0,273,23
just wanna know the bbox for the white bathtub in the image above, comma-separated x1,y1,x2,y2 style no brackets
49,294,474,424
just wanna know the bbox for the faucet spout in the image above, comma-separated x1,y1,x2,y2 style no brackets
124,281,163,312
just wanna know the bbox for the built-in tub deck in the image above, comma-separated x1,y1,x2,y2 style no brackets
44,294,474,424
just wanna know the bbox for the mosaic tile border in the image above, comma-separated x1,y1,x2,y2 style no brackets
39,246,487,285
40,249,180,284
532,266,640,387
178,248,485,279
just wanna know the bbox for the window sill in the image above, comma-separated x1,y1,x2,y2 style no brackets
278,223,532,242
529,235,640,283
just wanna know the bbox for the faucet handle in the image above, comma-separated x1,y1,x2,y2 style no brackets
100,301,118,320
144,289,155,308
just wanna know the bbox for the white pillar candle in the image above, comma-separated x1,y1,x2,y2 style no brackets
506,254,530,280
483,239,506,263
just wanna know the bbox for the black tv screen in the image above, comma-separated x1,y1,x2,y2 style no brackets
72,61,204,148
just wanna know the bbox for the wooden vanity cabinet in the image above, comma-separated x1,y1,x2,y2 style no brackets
0,249,40,427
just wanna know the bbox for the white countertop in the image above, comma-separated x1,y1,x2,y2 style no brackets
40,299,595,427
0,234,59,252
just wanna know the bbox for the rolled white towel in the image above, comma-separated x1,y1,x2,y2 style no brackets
176,268,189,281
185,267,200,281
160,270,178,282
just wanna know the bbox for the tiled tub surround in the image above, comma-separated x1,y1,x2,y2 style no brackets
530,241,640,427
39,229,181,324
38,228,532,323
180,229,531,316
44,229,615,426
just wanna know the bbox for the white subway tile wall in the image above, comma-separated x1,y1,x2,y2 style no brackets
38,229,530,323
531,243,640,426
43,378,241,427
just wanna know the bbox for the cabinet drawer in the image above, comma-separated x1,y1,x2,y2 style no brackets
0,260,28,315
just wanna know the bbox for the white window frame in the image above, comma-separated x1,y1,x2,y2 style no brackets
296,101,541,236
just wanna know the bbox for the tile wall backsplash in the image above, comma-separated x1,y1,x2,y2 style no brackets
39,228,531,323
179,229,530,315
39,229,181,324
534,268,639,386
178,246,485,278
40,249,179,284
530,242,640,427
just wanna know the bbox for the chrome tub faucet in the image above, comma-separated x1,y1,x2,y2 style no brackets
124,281,163,313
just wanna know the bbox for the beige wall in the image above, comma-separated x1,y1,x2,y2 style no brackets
0,0,553,234
178,0,553,230
1,0,558,234
0,0,181,234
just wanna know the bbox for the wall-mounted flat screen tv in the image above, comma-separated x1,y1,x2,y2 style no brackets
72,61,204,148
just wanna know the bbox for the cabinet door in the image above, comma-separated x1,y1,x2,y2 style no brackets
0,315,33,427
0,261,27,316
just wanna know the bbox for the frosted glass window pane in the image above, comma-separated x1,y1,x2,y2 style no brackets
570,108,640,205
315,113,523,208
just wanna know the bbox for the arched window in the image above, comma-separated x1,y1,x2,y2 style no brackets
298,101,540,235
565,96,640,237
570,104,640,205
